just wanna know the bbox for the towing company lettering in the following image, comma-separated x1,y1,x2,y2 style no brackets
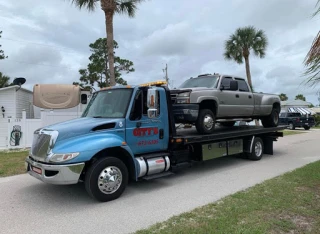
133,127,159,137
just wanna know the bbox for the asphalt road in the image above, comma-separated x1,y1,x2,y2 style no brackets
1,129,320,234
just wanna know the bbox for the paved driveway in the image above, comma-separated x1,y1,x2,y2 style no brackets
1,129,320,234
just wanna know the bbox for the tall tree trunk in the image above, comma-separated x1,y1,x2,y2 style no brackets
105,53,109,86
244,55,259,126
104,11,116,86
244,55,252,89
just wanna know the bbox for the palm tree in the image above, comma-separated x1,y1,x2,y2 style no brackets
295,94,306,101
279,93,288,101
70,0,145,86
0,72,10,88
224,26,268,89
304,0,320,86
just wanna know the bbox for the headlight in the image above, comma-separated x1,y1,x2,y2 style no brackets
177,92,190,97
49,153,80,163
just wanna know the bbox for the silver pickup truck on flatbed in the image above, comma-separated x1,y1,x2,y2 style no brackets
171,73,281,134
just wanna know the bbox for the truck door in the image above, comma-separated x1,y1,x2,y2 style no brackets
125,87,168,155
217,76,242,117
235,78,254,116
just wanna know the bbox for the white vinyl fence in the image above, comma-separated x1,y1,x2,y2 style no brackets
1,110,81,150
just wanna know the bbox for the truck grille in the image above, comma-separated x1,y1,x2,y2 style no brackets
31,133,51,161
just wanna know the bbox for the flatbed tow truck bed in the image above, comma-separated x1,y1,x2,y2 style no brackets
173,126,286,144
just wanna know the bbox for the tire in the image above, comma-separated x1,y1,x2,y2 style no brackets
220,121,236,127
304,126,310,130
85,157,128,202
247,137,264,161
195,109,216,134
261,108,279,128
289,123,295,130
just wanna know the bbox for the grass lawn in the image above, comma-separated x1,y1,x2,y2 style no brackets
0,150,29,177
282,130,306,136
136,160,320,234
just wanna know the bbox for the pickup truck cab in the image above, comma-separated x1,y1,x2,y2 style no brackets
171,73,281,134
279,112,315,130
25,81,285,202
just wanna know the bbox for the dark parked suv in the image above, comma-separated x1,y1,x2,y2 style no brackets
279,112,315,130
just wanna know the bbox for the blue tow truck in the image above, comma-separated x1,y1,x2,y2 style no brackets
25,81,285,202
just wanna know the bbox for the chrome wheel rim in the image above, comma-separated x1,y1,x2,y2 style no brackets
98,166,122,194
255,142,263,157
203,115,214,130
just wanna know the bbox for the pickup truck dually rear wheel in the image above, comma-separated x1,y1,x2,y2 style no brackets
85,157,128,202
196,109,216,134
261,108,279,128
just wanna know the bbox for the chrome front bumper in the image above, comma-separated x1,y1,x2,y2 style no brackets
25,156,85,185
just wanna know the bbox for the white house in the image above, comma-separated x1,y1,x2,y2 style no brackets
0,85,33,149
0,85,34,119
280,100,316,115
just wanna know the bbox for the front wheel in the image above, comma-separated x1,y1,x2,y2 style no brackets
195,109,216,134
85,157,128,202
289,123,295,130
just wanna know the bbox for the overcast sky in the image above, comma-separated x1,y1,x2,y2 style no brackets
0,0,319,104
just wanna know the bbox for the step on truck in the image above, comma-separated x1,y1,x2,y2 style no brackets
25,81,285,202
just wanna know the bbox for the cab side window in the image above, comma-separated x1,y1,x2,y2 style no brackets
236,78,250,92
220,77,233,90
130,88,161,120
129,90,142,121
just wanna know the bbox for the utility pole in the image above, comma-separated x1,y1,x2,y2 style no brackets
163,64,169,85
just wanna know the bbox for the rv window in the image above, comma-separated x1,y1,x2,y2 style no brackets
81,94,87,104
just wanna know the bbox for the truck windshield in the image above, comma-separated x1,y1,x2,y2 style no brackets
179,76,219,88
82,89,133,118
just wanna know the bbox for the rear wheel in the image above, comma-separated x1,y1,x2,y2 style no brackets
262,108,279,128
304,126,310,130
247,137,264,161
220,121,236,127
195,109,216,134
85,157,128,202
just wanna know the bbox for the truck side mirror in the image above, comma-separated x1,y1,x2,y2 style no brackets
229,81,238,91
147,88,159,119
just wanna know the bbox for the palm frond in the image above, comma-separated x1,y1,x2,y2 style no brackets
115,0,145,17
313,0,320,17
69,0,98,11
303,31,320,87
304,31,320,65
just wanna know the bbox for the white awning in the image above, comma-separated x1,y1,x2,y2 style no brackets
288,107,316,115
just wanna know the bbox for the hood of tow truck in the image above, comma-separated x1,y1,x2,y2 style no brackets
42,117,125,142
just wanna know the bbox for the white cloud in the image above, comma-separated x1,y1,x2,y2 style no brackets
0,0,319,105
